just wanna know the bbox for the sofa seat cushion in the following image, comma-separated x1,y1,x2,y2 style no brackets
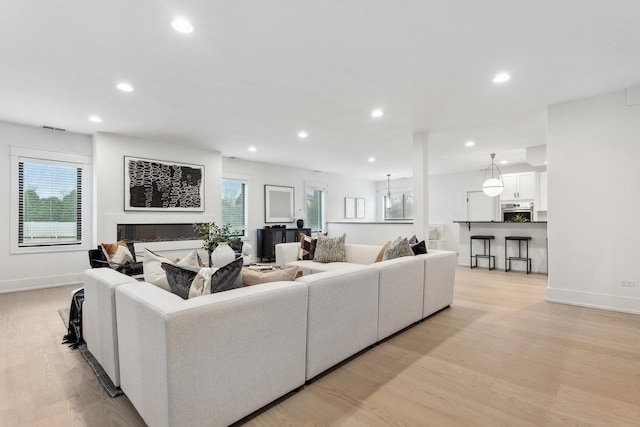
286,260,362,275
242,266,299,286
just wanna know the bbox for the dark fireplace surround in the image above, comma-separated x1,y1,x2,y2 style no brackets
117,223,201,243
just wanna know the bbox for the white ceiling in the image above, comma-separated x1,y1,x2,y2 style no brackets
2,1,640,181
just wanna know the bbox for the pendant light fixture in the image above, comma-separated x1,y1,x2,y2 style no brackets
385,174,392,209
482,153,504,197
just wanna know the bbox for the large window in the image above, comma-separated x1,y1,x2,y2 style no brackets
306,187,324,231
221,179,248,237
19,161,82,246
11,147,89,252
384,193,414,220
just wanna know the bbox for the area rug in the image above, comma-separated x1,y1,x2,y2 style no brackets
58,307,123,397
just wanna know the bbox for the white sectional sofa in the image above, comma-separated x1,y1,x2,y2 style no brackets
115,280,308,427
276,241,457,319
297,265,380,380
83,268,138,387
81,242,456,427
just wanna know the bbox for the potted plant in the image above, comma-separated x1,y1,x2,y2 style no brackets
193,222,239,267
511,214,529,223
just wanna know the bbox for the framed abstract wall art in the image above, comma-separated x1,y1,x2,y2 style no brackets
124,156,204,211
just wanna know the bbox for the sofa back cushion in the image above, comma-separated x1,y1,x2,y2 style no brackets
344,244,384,265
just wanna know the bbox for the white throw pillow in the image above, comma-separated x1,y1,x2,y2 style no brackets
428,227,439,240
143,248,202,291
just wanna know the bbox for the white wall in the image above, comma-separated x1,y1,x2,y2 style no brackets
1,121,93,292
547,89,640,314
93,133,222,258
222,157,377,259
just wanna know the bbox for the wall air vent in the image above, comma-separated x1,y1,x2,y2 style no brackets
42,126,66,131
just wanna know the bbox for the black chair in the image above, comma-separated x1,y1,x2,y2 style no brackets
470,235,496,270
88,242,144,277
505,236,532,274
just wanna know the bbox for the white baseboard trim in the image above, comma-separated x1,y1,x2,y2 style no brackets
0,273,83,294
546,287,640,315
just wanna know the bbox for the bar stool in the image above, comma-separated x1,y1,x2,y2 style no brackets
505,236,532,274
470,235,495,270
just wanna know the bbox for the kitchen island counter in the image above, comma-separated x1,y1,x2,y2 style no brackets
454,220,547,230
455,221,547,273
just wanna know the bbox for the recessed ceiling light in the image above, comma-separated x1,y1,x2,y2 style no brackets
368,157,376,162
544,161,548,165
500,160,508,165
492,72,511,84
248,146,257,152
116,82,134,92
89,115,103,123
371,109,384,118
465,141,475,147
171,17,193,34
298,131,308,139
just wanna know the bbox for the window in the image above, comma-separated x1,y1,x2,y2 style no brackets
15,156,86,248
221,179,248,237
11,147,90,252
384,193,414,220
306,187,324,231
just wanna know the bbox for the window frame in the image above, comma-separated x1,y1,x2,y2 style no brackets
383,192,414,220
305,181,327,232
221,176,249,239
10,146,91,254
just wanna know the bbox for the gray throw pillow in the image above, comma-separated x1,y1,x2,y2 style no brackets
382,237,415,261
411,240,427,255
313,233,346,263
210,257,244,293
162,262,200,299
161,257,244,299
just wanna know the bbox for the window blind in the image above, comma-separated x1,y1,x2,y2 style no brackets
18,159,82,246
221,179,247,236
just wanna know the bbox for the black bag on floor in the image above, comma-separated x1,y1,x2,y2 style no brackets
62,287,85,349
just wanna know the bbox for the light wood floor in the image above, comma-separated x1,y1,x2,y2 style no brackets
2,268,639,426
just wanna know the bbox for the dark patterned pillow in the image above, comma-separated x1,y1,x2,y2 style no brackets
313,233,346,263
101,241,134,266
382,237,415,261
410,240,427,255
210,257,244,293
298,233,317,260
408,235,419,245
161,257,244,299
161,263,200,299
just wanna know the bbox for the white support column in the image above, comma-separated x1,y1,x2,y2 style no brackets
412,131,429,240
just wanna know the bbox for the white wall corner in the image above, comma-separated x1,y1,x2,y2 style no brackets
626,84,640,106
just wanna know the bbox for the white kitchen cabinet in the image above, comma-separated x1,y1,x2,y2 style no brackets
500,172,536,201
